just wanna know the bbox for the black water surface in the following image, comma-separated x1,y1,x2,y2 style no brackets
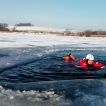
0,47,106,84
0,47,106,106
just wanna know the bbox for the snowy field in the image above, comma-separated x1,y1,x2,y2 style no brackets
0,32,106,47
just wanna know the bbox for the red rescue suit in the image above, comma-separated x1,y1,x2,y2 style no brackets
79,58,104,70
63,54,75,62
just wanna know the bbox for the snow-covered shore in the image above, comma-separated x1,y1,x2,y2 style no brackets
8,26,65,32
0,32,106,48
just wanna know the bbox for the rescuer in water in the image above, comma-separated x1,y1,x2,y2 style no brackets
78,54,104,70
63,52,76,62
63,52,104,70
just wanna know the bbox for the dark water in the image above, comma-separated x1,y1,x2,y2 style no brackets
0,46,106,106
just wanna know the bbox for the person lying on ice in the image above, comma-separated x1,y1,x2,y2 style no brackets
63,53,104,70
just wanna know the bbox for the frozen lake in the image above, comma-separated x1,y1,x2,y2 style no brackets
0,33,106,106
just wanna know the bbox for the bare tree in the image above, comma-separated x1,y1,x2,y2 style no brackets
15,23,34,26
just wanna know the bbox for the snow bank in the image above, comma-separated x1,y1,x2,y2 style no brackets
9,26,65,32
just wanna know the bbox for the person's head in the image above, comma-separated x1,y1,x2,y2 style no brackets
69,51,72,55
69,52,75,61
86,54,94,65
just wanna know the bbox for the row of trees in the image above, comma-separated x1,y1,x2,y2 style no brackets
0,23,106,37
0,23,9,31
15,23,34,26
78,30,97,37
78,30,106,37
0,23,34,31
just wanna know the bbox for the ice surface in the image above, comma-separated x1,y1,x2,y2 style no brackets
0,80,106,106
0,86,69,106
0,32,106,48
0,32,106,106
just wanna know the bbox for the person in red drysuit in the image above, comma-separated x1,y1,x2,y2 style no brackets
63,52,76,62
78,54,104,70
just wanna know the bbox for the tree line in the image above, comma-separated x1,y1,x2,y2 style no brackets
78,30,106,37
0,23,9,31
0,23,106,37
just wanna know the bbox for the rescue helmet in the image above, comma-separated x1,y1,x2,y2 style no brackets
86,54,94,60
